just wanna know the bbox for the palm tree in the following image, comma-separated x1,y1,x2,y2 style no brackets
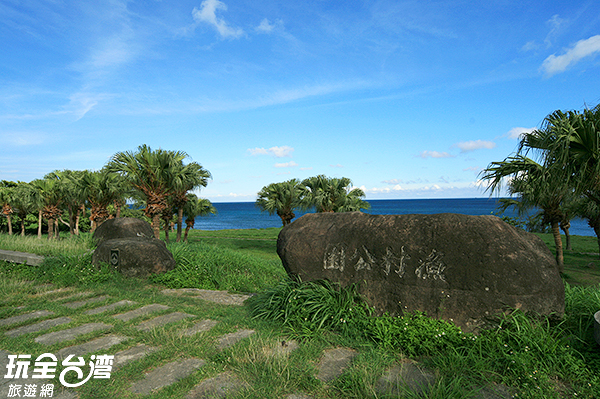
300,175,370,213
30,178,62,240
45,170,87,235
256,179,303,226
0,184,16,235
540,105,600,254
182,194,216,242
11,182,41,236
79,169,120,232
170,161,211,242
483,156,569,271
106,145,190,239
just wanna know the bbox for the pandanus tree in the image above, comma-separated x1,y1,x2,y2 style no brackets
170,161,211,242
11,182,42,236
107,145,207,240
256,179,303,226
300,175,370,213
0,182,17,235
182,193,216,242
30,178,62,239
539,105,600,254
482,156,569,271
481,110,581,272
45,170,87,235
79,169,121,232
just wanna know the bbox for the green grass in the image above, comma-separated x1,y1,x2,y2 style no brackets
0,229,600,398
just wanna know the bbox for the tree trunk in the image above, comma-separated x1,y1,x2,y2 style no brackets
55,219,59,239
20,218,25,236
74,205,82,235
47,218,54,240
37,210,42,239
6,214,12,235
176,208,184,243
560,220,571,251
184,219,194,243
67,205,75,235
152,214,160,239
163,215,171,244
551,221,564,273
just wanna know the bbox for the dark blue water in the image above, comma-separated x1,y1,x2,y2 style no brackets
194,198,595,237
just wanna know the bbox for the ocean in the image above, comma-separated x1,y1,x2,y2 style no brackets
193,198,595,237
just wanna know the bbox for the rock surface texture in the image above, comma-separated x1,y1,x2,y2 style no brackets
92,237,176,278
277,212,565,331
93,217,155,243
91,217,175,278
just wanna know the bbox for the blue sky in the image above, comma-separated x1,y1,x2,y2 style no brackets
2,0,600,202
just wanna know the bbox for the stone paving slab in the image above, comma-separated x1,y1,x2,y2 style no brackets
162,288,252,306
216,329,255,350
268,339,299,357
129,358,206,395
5,317,72,338
0,310,54,327
113,304,170,322
0,249,44,266
84,300,137,315
62,295,111,309
34,322,112,345
52,291,94,302
182,319,219,337
316,347,357,382
57,334,130,359
376,360,436,396
185,372,249,399
135,311,195,332
113,344,160,370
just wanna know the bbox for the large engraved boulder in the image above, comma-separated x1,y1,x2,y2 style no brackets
92,237,176,278
93,217,154,243
277,212,565,331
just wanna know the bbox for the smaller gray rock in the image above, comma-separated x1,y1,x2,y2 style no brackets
93,237,176,278
594,310,600,347
93,217,154,243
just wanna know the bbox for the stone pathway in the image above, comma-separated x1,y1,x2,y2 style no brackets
0,285,508,398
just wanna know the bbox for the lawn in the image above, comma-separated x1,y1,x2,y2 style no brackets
0,229,599,398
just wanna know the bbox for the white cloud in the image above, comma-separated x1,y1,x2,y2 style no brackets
192,0,244,39
418,150,453,159
330,164,344,168
255,18,281,34
274,161,298,168
248,148,269,156
506,127,536,140
1,131,47,146
454,140,496,153
248,146,294,158
541,35,600,76
300,167,313,171
382,178,402,185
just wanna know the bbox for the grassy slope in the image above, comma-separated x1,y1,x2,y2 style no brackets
0,229,599,398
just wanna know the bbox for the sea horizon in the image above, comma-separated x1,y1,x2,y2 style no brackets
194,197,596,237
